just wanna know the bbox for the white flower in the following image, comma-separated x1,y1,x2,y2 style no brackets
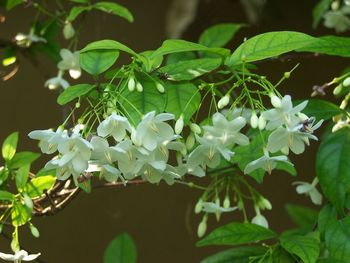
97,113,132,141
87,162,122,183
15,30,46,47
244,148,292,174
45,71,70,90
202,113,249,146
0,250,41,262
57,49,81,79
28,128,67,154
323,10,350,33
218,94,230,109
262,95,308,130
200,202,237,214
90,136,119,163
293,178,322,205
132,111,175,151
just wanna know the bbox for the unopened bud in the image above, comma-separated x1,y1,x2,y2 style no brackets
175,115,184,134
218,94,230,109
75,102,80,108
136,82,143,92
186,133,195,150
258,116,266,130
128,77,136,91
190,123,201,134
156,82,165,93
223,196,230,209
63,22,75,40
284,71,291,78
215,197,221,221
197,221,207,238
343,77,350,87
333,84,344,96
331,1,340,10
258,197,272,210
250,112,258,128
195,199,203,214
270,95,282,108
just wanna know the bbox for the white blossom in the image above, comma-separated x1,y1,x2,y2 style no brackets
293,178,322,205
28,128,67,154
97,113,132,141
57,49,81,79
0,250,41,262
45,71,70,90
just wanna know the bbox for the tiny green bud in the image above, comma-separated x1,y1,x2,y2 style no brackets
75,102,80,108
188,182,194,188
128,77,136,92
223,196,230,209
218,94,230,109
23,193,33,209
258,115,266,130
258,197,272,210
29,223,40,238
284,71,291,78
270,94,282,108
197,216,207,238
190,123,201,134
195,199,203,214
250,112,258,128
343,77,350,87
331,1,340,10
136,82,143,92
333,84,344,96
186,133,195,150
237,200,244,210
175,115,184,134
156,82,165,93
215,197,221,221
63,21,75,40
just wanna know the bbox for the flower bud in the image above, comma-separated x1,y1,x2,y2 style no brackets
258,115,266,130
175,115,184,134
29,223,40,238
75,102,80,108
251,213,269,228
250,112,258,128
215,197,221,221
270,95,282,108
343,77,350,87
333,84,344,96
128,77,136,92
218,94,230,109
197,221,207,238
156,82,165,93
190,123,201,134
136,82,143,92
186,133,195,150
195,199,203,214
223,196,230,209
284,71,291,78
331,1,340,10
258,197,272,210
63,22,75,40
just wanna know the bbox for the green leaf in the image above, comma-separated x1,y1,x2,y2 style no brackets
6,0,22,10
2,132,19,162
0,190,15,201
151,39,230,59
166,52,196,65
165,82,201,121
80,39,137,56
24,175,56,198
301,99,342,122
80,50,119,75
298,36,350,58
316,128,350,212
119,77,166,125
67,6,91,21
201,246,267,263
196,222,276,247
104,233,137,263
325,216,350,261
227,31,316,66
318,205,337,236
312,0,332,29
16,164,30,191
280,232,320,263
93,2,134,22
199,23,243,48
11,201,31,227
159,58,222,81
269,246,295,263
275,161,297,176
57,84,95,105
7,151,40,169
285,204,318,228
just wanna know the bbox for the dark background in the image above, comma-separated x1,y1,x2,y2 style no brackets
0,0,349,262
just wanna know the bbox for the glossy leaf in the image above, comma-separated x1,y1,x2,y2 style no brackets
104,233,137,263
301,99,342,122
227,31,316,66
5,0,22,10
159,58,222,81
325,217,350,261
67,6,91,21
93,2,133,22
298,36,350,57
15,164,30,191
24,175,56,198
316,128,350,212
80,50,119,75
196,222,276,247
285,204,318,228
2,132,18,162
201,246,266,263
0,190,15,201
80,39,137,56
7,151,40,169
165,82,200,121
11,202,31,227
318,205,337,236
57,84,95,105
199,23,243,48
280,232,320,263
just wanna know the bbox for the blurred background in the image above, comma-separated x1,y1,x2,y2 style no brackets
0,0,349,262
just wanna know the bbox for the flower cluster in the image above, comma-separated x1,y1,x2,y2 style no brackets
323,0,350,33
